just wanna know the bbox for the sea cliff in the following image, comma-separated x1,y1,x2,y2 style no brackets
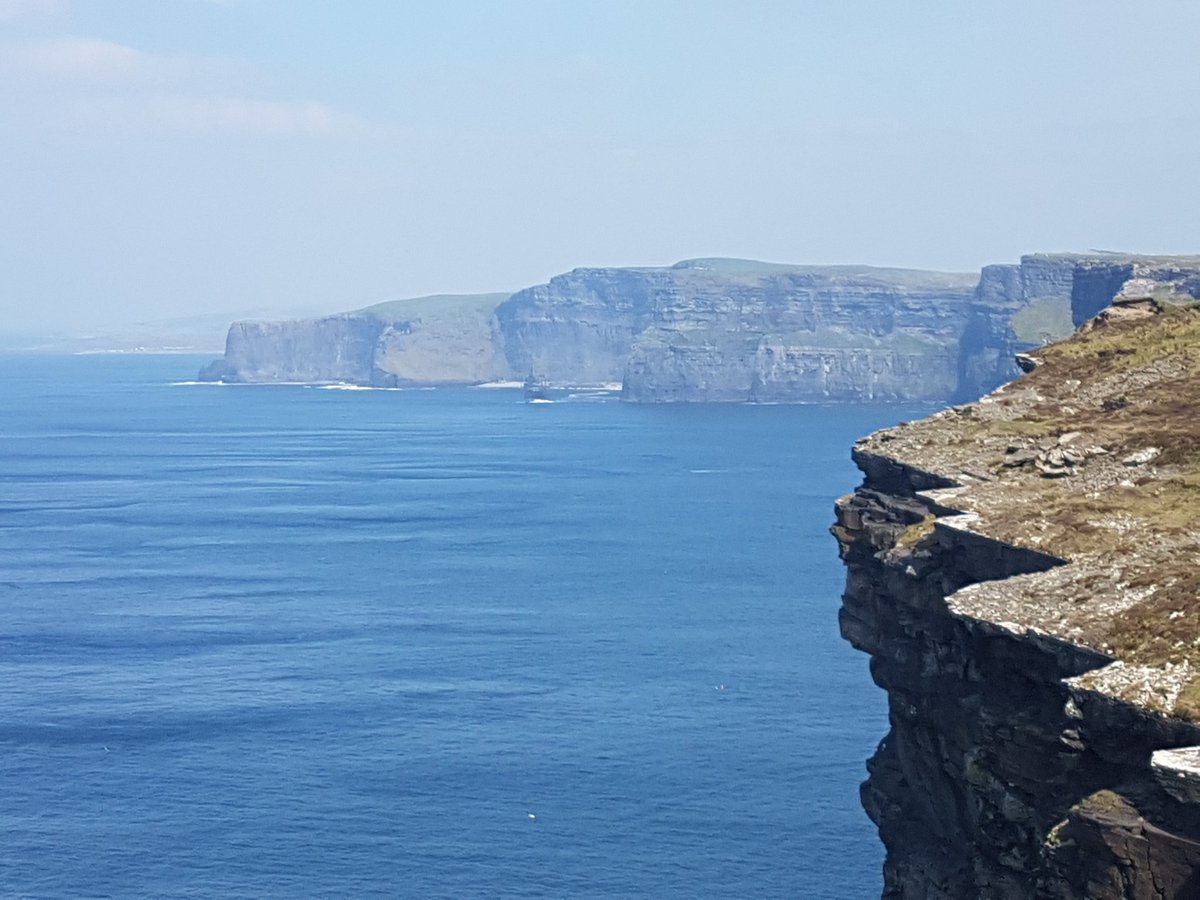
200,315,386,384
199,293,511,387
834,274,1200,896
618,260,977,402
196,256,1083,402
199,253,1200,405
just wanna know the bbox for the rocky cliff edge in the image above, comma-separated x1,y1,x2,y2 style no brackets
834,283,1200,896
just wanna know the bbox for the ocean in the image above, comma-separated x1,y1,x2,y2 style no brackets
0,354,932,898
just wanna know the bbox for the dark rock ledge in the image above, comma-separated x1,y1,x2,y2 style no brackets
834,296,1200,897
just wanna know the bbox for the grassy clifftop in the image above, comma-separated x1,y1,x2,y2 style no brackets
357,292,512,323
859,294,1200,715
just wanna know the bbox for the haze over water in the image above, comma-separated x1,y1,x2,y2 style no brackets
0,355,933,897
5,2,1198,338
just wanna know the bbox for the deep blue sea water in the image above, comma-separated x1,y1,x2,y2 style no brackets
0,354,932,898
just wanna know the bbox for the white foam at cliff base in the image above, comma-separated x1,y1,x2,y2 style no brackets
317,383,416,392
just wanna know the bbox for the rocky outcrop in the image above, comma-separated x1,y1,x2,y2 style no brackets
958,253,1200,402
1072,256,1200,326
835,294,1200,896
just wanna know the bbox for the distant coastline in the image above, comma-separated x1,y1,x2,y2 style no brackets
195,252,1200,405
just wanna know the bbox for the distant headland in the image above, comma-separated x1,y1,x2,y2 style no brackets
199,253,1200,404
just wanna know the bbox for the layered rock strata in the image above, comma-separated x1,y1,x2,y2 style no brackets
1072,257,1200,327
835,296,1200,896
196,260,997,400
200,315,386,384
198,254,1200,404
614,260,978,402
199,294,511,387
204,259,1003,400
957,254,1077,401
491,259,991,402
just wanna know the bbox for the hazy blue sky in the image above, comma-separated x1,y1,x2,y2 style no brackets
3,0,1198,334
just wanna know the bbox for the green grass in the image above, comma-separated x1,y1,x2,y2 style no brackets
669,258,978,289
1011,296,1075,344
1046,301,1200,370
357,292,512,323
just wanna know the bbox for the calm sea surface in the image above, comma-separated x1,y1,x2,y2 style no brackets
0,354,932,898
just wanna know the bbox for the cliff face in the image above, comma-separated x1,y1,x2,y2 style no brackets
1072,257,1200,327
617,261,978,402
201,259,997,399
197,253,1198,403
835,292,1200,897
957,255,1078,402
198,294,511,386
491,260,985,400
494,267,661,386
199,315,386,383
367,293,512,387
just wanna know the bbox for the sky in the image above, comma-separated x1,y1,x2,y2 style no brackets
2,0,1199,335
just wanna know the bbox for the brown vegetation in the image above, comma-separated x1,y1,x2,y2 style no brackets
860,301,1200,713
